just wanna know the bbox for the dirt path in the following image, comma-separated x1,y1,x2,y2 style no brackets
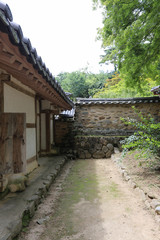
18,158,160,240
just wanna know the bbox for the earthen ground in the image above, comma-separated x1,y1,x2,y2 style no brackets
18,157,160,240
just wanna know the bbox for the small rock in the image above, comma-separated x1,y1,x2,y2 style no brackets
155,206,160,215
114,147,120,154
37,216,50,225
8,173,28,192
125,175,130,181
139,189,146,201
123,172,127,178
107,143,114,151
150,199,160,209
131,182,137,189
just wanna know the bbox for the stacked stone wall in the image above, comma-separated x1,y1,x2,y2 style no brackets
73,101,160,159
55,117,74,153
55,101,160,159
74,103,160,136
75,136,123,159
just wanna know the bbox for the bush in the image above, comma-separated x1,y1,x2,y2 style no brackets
121,107,160,163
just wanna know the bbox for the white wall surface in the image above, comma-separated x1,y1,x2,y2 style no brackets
4,83,35,123
4,83,36,159
26,128,36,159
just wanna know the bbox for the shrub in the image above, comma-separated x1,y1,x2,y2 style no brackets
120,107,160,163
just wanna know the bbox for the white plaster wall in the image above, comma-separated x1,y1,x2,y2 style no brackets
4,83,36,159
41,113,46,150
4,83,35,123
37,115,40,152
26,128,36,159
41,100,51,110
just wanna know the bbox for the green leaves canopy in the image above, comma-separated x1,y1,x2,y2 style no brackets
93,0,160,87
56,71,110,99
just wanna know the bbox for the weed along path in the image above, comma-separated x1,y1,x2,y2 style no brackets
18,158,160,240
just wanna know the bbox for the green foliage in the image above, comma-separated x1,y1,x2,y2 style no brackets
94,72,156,98
93,0,160,87
121,107,160,163
56,71,110,99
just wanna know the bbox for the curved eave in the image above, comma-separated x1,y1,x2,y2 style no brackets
0,32,73,110
0,2,74,110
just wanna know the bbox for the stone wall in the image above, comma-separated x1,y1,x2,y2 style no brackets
55,97,160,159
73,97,160,159
55,116,74,153
75,136,123,159
74,100,160,136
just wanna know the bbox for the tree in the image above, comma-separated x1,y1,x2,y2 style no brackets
93,72,156,98
93,0,160,87
56,71,88,99
56,71,110,99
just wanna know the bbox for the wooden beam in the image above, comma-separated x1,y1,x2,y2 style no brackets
26,123,36,128
0,79,4,113
0,33,72,110
0,73,10,82
5,80,35,98
46,113,50,152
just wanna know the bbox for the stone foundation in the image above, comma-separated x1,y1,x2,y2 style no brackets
75,136,124,159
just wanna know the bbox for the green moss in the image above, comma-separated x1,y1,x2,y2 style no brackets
44,160,98,240
108,182,121,198
22,211,31,231
75,135,126,138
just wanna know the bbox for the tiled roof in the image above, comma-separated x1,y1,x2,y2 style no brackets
76,96,160,105
0,2,74,108
151,86,160,95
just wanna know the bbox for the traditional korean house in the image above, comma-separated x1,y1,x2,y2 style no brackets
0,2,74,191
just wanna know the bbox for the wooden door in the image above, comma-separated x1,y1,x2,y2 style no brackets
0,113,26,175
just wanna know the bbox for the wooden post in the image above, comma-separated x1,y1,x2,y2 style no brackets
0,79,4,113
46,113,50,152
0,114,12,174
13,113,26,173
0,74,10,113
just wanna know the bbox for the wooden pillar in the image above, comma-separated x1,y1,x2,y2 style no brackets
0,74,10,113
13,113,26,173
53,116,56,145
0,113,12,174
0,79,4,113
46,113,50,152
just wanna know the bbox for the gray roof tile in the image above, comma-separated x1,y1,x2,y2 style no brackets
76,97,160,105
0,1,74,108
